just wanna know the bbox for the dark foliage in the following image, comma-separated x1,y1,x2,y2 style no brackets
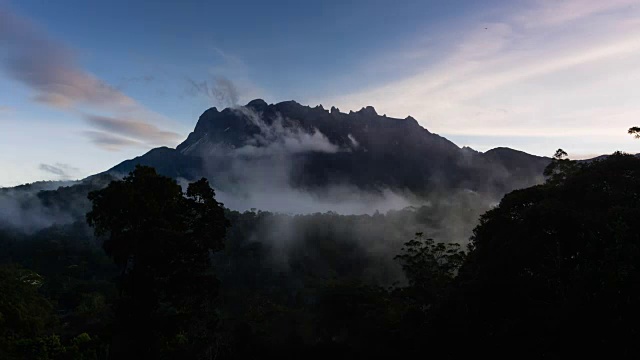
437,152,640,357
3,152,640,358
86,166,229,359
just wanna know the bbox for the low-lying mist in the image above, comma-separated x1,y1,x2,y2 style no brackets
0,175,114,232
0,181,78,231
188,105,500,215
215,189,497,287
0,103,531,286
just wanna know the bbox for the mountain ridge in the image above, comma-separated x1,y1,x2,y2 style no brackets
107,99,550,196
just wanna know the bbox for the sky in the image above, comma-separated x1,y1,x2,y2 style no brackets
1,0,640,186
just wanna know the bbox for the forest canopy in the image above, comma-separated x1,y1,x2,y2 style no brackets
2,153,640,358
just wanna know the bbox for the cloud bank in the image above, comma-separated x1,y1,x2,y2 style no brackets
180,106,423,215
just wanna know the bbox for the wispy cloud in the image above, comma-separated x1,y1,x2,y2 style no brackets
83,131,144,151
184,47,266,109
116,75,156,90
0,5,182,150
186,76,240,108
0,8,134,110
230,107,341,157
324,0,640,154
84,114,180,145
516,0,638,27
38,163,79,179
0,105,13,113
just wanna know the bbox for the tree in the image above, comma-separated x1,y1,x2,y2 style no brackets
629,126,640,138
543,148,579,183
394,233,465,306
86,166,229,359
0,265,56,359
437,152,640,357
553,148,568,159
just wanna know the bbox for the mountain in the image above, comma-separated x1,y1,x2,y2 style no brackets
108,99,550,196
1,99,553,231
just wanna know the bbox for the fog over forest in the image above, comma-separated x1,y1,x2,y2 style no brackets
5,1,640,357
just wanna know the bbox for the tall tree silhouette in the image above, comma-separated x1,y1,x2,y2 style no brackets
87,166,229,359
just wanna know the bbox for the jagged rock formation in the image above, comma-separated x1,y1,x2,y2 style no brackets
108,99,550,195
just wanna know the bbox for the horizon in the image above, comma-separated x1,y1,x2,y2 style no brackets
2,0,640,186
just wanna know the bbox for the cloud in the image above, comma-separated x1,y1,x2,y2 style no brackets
323,0,640,155
348,133,359,148
0,8,135,110
38,163,79,179
116,75,155,90
516,0,638,27
0,106,12,112
184,46,267,109
84,114,181,145
187,106,388,215
0,5,182,150
186,76,240,108
231,107,340,157
83,131,144,151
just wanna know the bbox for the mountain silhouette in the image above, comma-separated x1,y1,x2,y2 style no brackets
109,99,550,195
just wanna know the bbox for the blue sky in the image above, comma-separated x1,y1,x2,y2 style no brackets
1,0,640,186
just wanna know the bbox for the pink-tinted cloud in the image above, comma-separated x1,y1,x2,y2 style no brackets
0,8,135,110
324,0,640,158
0,5,183,150
83,131,145,151
84,114,181,145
